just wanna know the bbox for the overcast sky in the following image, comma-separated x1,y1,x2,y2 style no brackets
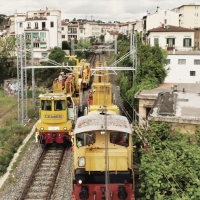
2,0,200,22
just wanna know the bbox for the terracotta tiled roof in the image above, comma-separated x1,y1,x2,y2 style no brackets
148,25,194,32
61,21,68,25
119,21,136,26
68,24,78,27
107,30,119,35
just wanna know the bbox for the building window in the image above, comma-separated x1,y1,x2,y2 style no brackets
42,22,46,29
40,32,46,39
80,30,83,33
165,11,167,16
164,19,167,24
190,71,196,76
50,22,54,27
33,43,39,48
35,22,38,28
46,12,50,16
62,35,65,39
183,38,192,47
166,59,170,64
178,59,186,65
19,22,23,28
154,38,159,45
41,53,48,58
34,13,37,16
166,38,175,47
26,33,31,39
194,59,200,65
62,27,64,30
27,22,31,28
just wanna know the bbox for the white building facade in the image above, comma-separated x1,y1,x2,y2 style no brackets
12,9,61,59
172,4,200,28
147,25,194,51
165,53,200,83
147,25,199,83
146,7,179,31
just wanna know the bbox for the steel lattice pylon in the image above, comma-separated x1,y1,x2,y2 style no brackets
16,34,28,125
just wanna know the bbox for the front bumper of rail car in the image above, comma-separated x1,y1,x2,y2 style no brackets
72,183,135,200
38,132,71,144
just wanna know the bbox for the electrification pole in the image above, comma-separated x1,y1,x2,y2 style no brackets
31,32,36,108
16,33,27,124
71,38,74,55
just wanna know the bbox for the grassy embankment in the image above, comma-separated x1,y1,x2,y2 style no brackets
0,89,38,179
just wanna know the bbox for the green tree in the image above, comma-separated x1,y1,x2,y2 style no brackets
117,33,168,115
134,123,200,200
35,47,67,87
90,36,96,44
0,14,8,25
75,39,91,59
99,34,104,42
0,36,16,83
48,46,66,64
62,40,70,50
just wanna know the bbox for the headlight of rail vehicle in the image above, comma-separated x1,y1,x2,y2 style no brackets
64,127,67,130
78,157,86,167
40,127,44,131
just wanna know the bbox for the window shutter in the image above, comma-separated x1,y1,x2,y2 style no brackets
183,38,185,47
166,38,169,46
173,38,175,45
189,39,192,46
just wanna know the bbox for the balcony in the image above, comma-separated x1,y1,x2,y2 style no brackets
25,16,47,21
33,38,47,42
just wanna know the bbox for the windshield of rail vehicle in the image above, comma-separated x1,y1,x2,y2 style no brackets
41,100,66,111
110,132,129,147
76,132,96,147
41,100,52,111
54,100,65,110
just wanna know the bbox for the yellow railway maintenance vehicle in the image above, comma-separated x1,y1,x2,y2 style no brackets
36,93,77,145
87,66,119,115
36,55,90,145
72,61,135,200
66,55,91,89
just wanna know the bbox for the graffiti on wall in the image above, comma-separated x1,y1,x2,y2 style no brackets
4,79,19,97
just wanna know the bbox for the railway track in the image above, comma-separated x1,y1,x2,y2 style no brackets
19,146,66,200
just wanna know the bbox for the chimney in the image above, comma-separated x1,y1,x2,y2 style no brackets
174,85,177,92
171,85,174,94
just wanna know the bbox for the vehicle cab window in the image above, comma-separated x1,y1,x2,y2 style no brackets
54,100,65,110
76,132,96,147
41,100,52,111
110,132,129,147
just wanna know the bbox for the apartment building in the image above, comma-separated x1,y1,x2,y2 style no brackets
61,20,68,42
172,4,200,28
133,7,179,44
7,9,61,59
119,22,135,36
147,25,200,83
